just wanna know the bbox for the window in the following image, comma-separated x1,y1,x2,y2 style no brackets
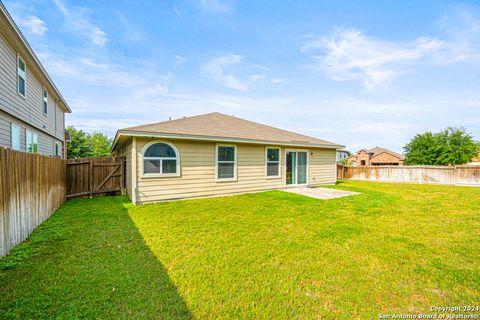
17,55,26,97
54,141,60,157
142,141,179,176
11,123,21,150
266,147,280,177
216,145,236,180
26,130,38,153
43,87,48,115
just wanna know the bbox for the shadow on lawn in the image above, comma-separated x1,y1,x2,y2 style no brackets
0,196,192,320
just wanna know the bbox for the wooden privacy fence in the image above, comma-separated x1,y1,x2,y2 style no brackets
66,156,125,199
337,164,480,186
0,147,66,257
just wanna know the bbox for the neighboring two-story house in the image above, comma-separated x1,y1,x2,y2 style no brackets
336,149,350,162
0,3,71,158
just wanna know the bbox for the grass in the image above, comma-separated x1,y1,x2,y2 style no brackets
0,181,479,319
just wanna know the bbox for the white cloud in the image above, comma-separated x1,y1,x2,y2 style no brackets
16,15,48,35
271,78,284,84
38,52,172,90
435,9,480,66
52,0,108,46
302,10,480,91
115,11,144,43
5,3,48,36
36,52,79,77
301,28,445,90
198,0,235,14
88,28,108,46
203,52,268,91
52,0,69,15
173,54,186,68
173,4,182,18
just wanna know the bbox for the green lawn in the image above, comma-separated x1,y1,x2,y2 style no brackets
0,181,479,319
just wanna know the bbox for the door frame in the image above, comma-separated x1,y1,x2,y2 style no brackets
284,149,309,187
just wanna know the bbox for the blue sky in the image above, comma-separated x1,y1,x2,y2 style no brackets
4,0,480,153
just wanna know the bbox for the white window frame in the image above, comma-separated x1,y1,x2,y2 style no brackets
26,130,38,153
284,148,309,187
215,144,237,182
43,87,48,115
54,141,60,157
17,54,26,98
10,123,21,151
141,140,180,178
265,146,281,178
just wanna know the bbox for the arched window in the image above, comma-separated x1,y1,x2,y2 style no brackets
142,141,180,176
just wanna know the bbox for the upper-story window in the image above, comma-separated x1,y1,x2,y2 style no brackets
54,141,60,157
142,141,180,176
43,87,48,115
17,55,26,97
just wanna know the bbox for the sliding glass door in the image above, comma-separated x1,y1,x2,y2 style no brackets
286,151,307,185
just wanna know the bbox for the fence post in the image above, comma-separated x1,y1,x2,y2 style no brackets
89,160,94,198
453,166,456,186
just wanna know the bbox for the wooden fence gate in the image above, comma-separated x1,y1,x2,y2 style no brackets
66,156,125,199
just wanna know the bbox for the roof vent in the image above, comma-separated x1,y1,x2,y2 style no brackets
290,140,310,143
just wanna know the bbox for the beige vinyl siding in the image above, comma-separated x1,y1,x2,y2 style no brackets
308,148,337,186
0,30,65,143
134,138,286,203
123,138,337,203
122,139,133,200
127,138,336,203
0,109,62,156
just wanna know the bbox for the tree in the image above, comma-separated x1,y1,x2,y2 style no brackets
404,127,479,165
66,126,112,159
87,132,113,157
67,126,92,159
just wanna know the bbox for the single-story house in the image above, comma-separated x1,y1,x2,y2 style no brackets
347,147,404,166
111,112,343,203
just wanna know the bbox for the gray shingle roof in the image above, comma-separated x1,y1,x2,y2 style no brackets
118,112,342,148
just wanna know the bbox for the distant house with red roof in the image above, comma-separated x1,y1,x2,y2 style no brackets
347,147,404,166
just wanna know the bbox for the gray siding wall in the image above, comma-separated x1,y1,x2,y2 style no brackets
0,28,65,150
0,109,63,157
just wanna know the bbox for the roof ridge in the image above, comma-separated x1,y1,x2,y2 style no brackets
116,112,343,148
200,113,339,145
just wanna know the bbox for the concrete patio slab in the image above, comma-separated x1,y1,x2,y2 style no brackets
282,187,360,200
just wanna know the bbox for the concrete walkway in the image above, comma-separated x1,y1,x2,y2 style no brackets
282,187,360,200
